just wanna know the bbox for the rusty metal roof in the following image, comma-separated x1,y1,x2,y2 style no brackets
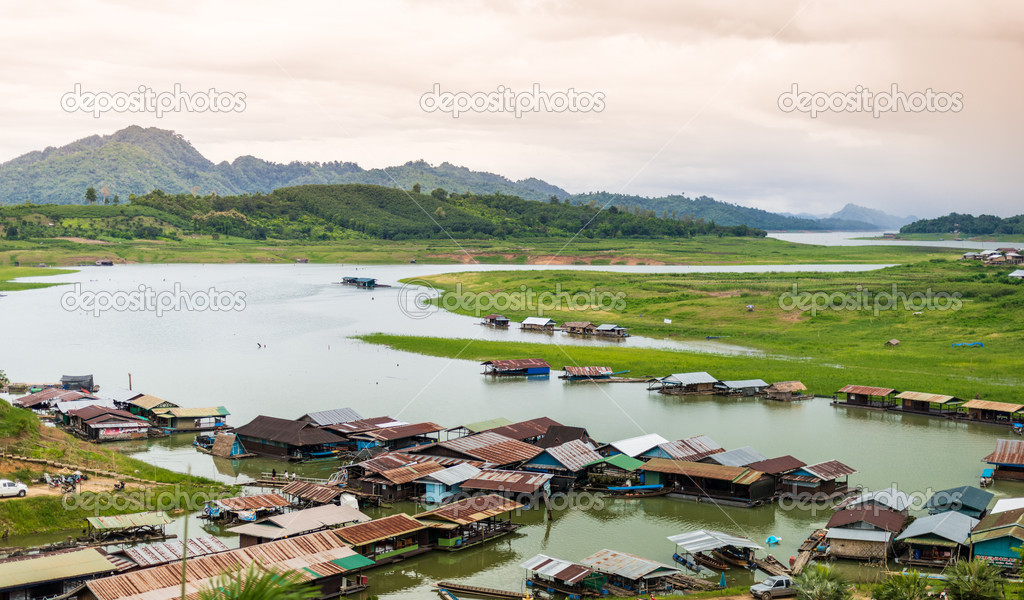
215,493,291,512
234,415,345,447
298,408,363,426
984,439,1024,466
895,391,961,404
562,366,613,377
747,455,806,475
119,537,228,568
563,321,594,328
461,469,554,494
325,416,407,436
359,421,445,441
838,385,896,396
14,388,92,407
521,554,595,584
334,513,425,546
86,531,363,600
70,405,145,422
801,460,857,480
480,358,552,370
528,439,602,472
432,431,543,465
486,417,562,441
655,436,725,461
827,507,907,532
963,400,1024,413
86,512,173,531
579,549,680,581
640,458,766,486
281,481,344,504
379,461,445,484
415,494,523,525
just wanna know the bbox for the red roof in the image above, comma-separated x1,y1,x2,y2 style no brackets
460,470,554,494
486,417,562,441
430,431,543,465
359,422,444,441
71,406,145,422
827,507,906,532
747,455,806,475
481,359,551,370
838,385,896,397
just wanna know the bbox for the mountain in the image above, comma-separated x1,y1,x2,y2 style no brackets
0,126,570,205
828,203,917,231
565,192,877,231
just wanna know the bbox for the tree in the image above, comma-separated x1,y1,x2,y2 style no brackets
5,225,17,239
872,571,929,600
412,183,421,194
0,369,9,388
549,195,560,204
198,564,319,600
431,188,447,200
794,564,852,600
112,195,120,206
85,187,97,205
946,558,1002,600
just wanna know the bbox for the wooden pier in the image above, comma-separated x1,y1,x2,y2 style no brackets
752,555,792,577
791,529,827,575
434,581,528,599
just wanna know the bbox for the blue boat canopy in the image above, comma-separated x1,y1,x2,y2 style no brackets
982,468,994,477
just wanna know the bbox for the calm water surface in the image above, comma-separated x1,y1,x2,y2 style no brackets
0,262,1018,598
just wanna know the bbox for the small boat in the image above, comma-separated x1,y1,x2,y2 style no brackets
693,552,729,571
673,552,704,573
601,484,668,499
762,554,792,575
980,468,994,488
766,535,782,546
438,589,459,600
714,546,754,569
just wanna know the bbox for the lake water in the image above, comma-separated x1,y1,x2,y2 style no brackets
1,260,1019,598
769,231,1009,250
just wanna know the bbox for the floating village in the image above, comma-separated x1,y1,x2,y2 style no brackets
5,330,1024,600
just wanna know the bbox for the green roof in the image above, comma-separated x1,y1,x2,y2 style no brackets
463,417,513,433
0,548,116,587
86,511,173,530
587,454,645,472
332,553,376,570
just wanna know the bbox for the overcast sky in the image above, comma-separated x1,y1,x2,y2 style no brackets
1,1,1021,217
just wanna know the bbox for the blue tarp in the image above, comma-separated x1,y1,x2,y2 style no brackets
607,484,663,491
953,342,984,347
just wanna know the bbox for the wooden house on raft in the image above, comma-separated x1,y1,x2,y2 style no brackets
823,507,907,560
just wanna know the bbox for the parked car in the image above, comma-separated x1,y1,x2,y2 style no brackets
750,576,796,600
0,479,27,498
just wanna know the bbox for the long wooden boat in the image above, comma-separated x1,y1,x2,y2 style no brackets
600,484,670,499
433,581,529,600
693,552,729,571
714,547,753,569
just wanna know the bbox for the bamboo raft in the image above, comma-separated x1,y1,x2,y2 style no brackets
433,581,528,599
791,529,827,575
752,555,792,577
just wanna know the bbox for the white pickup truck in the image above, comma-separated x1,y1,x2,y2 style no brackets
750,576,797,600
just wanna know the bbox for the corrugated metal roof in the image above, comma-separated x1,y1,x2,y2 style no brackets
706,446,767,467
843,487,912,512
747,455,806,474
86,531,362,600
86,512,173,531
0,548,119,587
299,408,364,426
984,439,1024,466
128,395,178,410
459,417,514,433
461,470,554,494
661,372,718,385
595,324,624,331
896,512,977,545
973,507,1024,535
415,494,524,525
719,379,769,389
54,399,117,414
587,454,645,472
563,366,613,377
530,439,602,472
151,406,229,418
70,405,145,423
766,381,807,393
801,460,857,480
325,416,406,436
432,431,543,465
281,481,344,504
667,529,763,553
579,549,680,581
926,486,993,513
825,529,892,543
119,537,228,568
215,494,290,512
838,385,896,396
641,458,766,485
480,358,552,370
15,389,92,407
964,400,1024,413
535,425,591,449
563,321,594,328
335,513,426,546
487,417,562,441
360,421,445,441
992,498,1024,514
895,391,961,404
826,507,906,532
521,317,556,326
234,415,344,447
228,504,369,540
100,388,144,404
520,554,595,584
652,436,724,461
417,463,482,486
380,461,444,484
603,433,670,458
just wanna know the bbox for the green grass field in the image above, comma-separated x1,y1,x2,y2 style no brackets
0,265,75,291
363,259,1024,401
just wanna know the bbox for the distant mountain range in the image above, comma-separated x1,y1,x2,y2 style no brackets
0,126,904,231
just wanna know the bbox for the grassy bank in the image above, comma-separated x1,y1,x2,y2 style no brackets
0,235,960,268
366,260,1024,400
0,400,217,485
859,233,1024,243
0,265,75,291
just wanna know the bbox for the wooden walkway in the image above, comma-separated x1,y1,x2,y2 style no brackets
752,556,791,577
791,529,827,575
434,581,527,599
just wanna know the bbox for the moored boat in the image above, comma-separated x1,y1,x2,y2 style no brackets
693,551,729,570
